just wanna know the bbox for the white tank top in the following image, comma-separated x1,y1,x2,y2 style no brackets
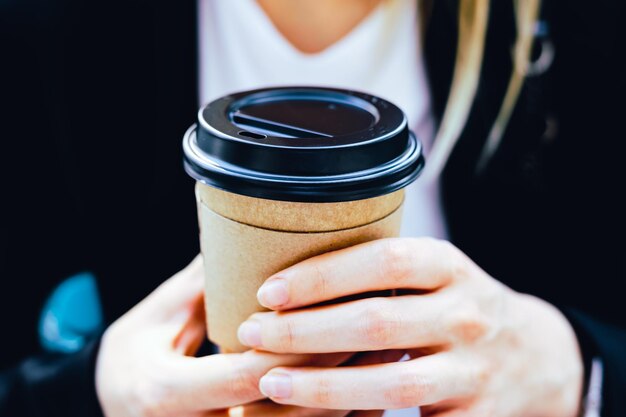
199,0,447,242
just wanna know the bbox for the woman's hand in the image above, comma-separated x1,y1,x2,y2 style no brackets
238,238,585,416
95,256,356,417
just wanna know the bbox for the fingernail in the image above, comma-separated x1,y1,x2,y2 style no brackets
237,321,262,347
257,278,289,308
259,373,292,399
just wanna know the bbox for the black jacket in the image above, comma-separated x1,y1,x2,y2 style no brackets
1,0,624,415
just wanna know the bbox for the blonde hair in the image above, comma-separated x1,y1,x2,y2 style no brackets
423,0,542,181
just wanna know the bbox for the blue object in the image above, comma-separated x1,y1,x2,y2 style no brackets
39,272,104,353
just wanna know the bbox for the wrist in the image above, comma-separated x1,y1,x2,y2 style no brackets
518,294,585,417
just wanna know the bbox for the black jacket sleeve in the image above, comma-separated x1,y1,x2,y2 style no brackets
0,340,104,417
565,310,626,417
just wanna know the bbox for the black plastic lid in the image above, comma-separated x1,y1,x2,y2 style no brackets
183,87,424,202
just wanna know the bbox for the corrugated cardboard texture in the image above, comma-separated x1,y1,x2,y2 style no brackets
197,183,404,232
198,199,404,352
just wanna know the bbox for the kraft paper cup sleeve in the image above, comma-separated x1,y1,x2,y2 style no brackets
197,183,405,232
197,184,405,352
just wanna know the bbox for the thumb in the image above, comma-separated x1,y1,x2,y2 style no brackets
172,290,207,356
135,254,205,323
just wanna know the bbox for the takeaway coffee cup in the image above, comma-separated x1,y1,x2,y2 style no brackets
183,87,424,352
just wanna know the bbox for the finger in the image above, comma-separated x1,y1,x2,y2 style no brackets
256,238,468,311
259,352,483,410
342,349,406,416
168,350,353,411
138,254,205,321
239,295,460,353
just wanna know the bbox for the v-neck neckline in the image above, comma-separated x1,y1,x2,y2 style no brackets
245,0,388,58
